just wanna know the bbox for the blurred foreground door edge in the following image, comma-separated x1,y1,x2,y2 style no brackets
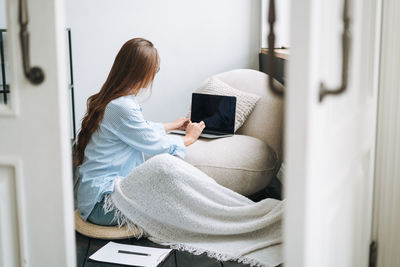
372,0,400,266
284,0,381,266
0,0,75,266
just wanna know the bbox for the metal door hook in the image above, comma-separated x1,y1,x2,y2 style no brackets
267,0,284,97
19,0,45,85
319,0,351,102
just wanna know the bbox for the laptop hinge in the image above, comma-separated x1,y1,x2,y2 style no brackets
203,130,230,135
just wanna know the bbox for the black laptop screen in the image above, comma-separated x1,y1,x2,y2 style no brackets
191,93,236,134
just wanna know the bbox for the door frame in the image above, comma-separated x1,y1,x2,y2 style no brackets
372,0,400,265
1,0,76,265
283,0,382,265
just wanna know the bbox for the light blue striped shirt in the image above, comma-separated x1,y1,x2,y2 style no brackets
77,95,185,220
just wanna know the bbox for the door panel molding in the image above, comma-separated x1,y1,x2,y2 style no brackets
0,159,28,267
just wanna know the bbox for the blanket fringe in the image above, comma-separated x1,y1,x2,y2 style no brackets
103,194,145,238
150,239,274,267
104,194,274,267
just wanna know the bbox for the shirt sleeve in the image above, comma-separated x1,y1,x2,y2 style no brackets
147,121,167,136
111,105,186,158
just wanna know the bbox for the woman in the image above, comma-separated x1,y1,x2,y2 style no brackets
75,38,283,267
75,38,205,225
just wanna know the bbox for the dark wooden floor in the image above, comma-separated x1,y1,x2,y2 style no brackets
76,177,283,267
76,232,258,267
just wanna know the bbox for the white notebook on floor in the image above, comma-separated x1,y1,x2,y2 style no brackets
89,241,172,267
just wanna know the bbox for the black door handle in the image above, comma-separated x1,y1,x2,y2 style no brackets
319,0,351,102
19,0,45,85
267,0,284,97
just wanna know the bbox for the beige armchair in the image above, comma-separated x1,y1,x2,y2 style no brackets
184,69,284,197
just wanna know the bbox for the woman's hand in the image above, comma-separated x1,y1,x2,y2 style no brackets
164,117,190,132
174,117,190,130
182,121,206,146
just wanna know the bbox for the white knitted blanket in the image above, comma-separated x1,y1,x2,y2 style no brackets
105,154,284,267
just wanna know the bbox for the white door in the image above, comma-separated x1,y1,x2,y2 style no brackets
0,0,75,266
284,0,381,266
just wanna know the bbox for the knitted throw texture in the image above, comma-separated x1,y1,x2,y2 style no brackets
104,154,284,267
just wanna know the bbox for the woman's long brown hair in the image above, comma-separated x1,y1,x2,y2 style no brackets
74,38,160,166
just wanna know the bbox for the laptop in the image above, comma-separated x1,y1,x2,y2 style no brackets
171,93,236,139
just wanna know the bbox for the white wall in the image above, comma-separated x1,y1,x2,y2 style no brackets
0,0,6,28
261,0,291,48
0,0,8,97
65,0,261,129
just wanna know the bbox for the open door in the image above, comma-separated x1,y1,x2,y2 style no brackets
284,0,381,266
0,0,75,266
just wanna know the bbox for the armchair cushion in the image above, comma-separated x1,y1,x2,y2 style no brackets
213,69,284,160
184,135,279,196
